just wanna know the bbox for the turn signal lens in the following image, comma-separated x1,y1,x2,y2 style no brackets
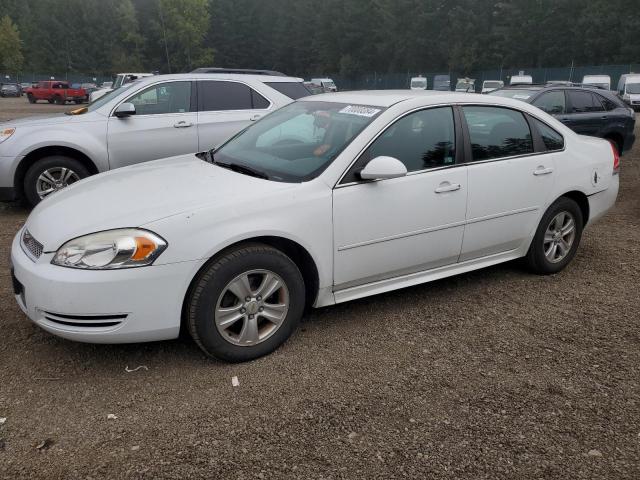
52,229,167,269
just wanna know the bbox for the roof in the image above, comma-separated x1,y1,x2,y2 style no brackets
191,67,287,77
125,73,305,86
301,90,451,107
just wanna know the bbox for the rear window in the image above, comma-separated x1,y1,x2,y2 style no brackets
264,82,311,100
198,81,270,111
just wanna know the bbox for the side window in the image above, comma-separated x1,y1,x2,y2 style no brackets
568,91,605,113
532,91,565,114
597,95,618,111
462,106,533,161
126,82,191,115
199,81,270,111
365,107,456,173
533,118,564,151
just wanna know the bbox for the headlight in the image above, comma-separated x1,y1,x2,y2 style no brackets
51,229,167,269
0,127,15,144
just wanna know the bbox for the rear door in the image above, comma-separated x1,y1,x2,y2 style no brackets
565,90,607,136
459,105,557,261
107,80,198,169
196,80,272,151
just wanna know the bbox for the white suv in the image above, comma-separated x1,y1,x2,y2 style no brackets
0,73,310,205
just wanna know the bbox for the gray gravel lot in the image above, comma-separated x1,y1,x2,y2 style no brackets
0,97,639,479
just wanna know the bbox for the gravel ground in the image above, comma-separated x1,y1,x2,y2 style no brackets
0,97,639,479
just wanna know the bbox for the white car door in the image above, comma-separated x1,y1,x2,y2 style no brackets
333,106,468,289
459,105,557,261
196,80,272,151
107,81,198,170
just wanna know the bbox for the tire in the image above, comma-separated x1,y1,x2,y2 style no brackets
23,156,90,206
54,95,64,105
27,94,36,104
187,244,306,362
47,98,54,104
525,197,584,274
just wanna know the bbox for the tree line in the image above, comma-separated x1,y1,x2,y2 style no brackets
0,0,638,79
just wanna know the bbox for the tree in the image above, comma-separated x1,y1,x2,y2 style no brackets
0,15,23,75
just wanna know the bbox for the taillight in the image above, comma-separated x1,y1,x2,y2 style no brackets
610,141,620,174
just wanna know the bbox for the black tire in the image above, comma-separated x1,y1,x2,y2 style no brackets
54,95,64,105
23,156,90,206
47,98,54,104
27,94,36,104
525,197,584,274
187,244,305,362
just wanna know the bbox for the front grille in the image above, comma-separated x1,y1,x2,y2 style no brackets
43,311,127,329
21,229,43,260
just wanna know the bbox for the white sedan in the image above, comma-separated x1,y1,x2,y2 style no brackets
10,91,620,362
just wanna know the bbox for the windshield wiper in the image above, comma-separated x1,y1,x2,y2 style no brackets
214,160,270,180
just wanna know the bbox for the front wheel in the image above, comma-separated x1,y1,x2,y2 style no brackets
54,96,64,105
23,156,90,206
525,197,584,274
27,94,36,104
187,244,305,362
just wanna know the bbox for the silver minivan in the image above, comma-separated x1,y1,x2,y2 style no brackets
0,73,310,205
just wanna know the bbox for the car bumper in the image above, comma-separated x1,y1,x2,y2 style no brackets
587,175,619,227
0,155,21,199
10,230,201,344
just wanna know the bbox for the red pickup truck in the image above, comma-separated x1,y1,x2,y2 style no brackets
25,81,87,105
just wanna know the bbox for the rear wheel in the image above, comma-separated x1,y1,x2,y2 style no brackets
23,156,90,206
525,197,583,274
187,244,305,362
54,95,64,105
27,94,36,104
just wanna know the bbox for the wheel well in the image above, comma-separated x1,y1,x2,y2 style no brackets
603,132,623,154
180,236,320,333
14,146,98,198
562,191,589,224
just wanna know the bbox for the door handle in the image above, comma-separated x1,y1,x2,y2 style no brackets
434,182,461,193
250,114,262,121
533,166,554,176
174,121,193,128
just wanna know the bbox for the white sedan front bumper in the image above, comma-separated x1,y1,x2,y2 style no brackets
10,231,202,344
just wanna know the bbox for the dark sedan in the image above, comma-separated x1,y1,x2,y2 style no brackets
490,85,636,155
0,83,22,97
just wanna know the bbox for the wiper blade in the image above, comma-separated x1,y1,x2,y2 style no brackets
214,161,270,180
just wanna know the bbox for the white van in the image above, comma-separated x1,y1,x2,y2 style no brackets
481,80,504,93
510,75,533,85
89,73,155,102
582,75,611,90
617,74,640,110
410,76,427,90
309,78,337,92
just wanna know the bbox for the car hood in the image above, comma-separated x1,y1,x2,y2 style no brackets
1,112,100,127
25,154,297,251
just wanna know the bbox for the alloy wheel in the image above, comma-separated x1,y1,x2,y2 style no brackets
215,269,290,347
543,211,576,263
36,167,80,199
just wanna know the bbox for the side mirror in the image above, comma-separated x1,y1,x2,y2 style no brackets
114,102,136,118
358,156,407,181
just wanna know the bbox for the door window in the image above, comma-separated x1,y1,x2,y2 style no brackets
366,107,456,172
462,106,533,161
568,91,605,113
531,91,565,114
198,81,270,111
532,118,564,151
125,81,191,115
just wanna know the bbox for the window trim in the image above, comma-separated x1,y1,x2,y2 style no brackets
527,115,565,153
337,104,463,186
111,80,195,117
196,79,273,113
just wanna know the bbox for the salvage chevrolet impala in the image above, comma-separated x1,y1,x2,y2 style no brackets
11,91,619,362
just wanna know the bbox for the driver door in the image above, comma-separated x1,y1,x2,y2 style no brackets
332,107,468,290
107,81,198,170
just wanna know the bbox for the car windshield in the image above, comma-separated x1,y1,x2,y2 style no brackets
411,79,427,88
584,83,609,90
211,101,384,182
66,82,137,115
626,83,640,94
489,89,534,100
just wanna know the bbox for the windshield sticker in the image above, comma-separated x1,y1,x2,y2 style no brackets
339,105,381,117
